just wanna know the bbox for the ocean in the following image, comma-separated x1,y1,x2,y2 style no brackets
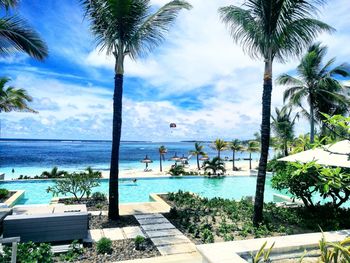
0,139,261,179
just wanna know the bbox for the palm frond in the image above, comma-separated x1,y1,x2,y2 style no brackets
127,0,192,59
0,15,48,60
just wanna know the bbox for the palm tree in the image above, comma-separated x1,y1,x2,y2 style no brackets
158,145,167,172
271,106,299,156
41,167,67,179
81,0,191,220
291,134,311,153
229,139,243,171
203,157,226,176
219,0,333,225
246,141,260,170
279,43,350,144
189,142,206,170
211,139,227,160
0,0,48,60
0,77,36,113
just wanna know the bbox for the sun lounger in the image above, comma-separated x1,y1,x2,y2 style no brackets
3,204,88,243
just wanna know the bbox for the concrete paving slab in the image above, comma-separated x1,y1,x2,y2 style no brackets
123,226,145,239
157,243,197,256
85,229,104,242
116,252,202,263
151,235,191,246
103,228,125,240
134,214,165,220
137,217,169,225
142,223,175,231
145,229,183,238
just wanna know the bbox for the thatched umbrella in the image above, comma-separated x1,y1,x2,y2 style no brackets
140,155,153,170
170,152,181,165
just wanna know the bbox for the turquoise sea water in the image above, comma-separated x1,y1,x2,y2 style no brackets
0,176,279,205
0,140,263,180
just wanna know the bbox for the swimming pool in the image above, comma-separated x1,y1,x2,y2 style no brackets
0,176,281,205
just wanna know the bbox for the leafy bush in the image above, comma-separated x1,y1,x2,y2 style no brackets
134,235,146,250
46,167,101,202
41,166,67,178
0,188,9,199
271,161,350,208
169,165,186,176
201,229,214,243
96,237,113,254
0,242,53,263
59,240,83,262
91,191,107,202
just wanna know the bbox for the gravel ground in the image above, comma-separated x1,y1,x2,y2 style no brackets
59,198,108,211
89,215,140,229
75,239,160,262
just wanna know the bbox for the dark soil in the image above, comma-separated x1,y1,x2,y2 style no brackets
89,215,139,229
75,239,160,262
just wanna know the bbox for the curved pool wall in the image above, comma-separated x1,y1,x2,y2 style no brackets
0,176,281,205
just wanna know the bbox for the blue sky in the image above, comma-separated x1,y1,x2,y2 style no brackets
1,0,350,141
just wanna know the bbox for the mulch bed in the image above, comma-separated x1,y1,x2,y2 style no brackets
75,239,160,262
89,215,140,229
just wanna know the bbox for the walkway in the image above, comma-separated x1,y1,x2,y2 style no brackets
85,226,145,242
134,213,196,256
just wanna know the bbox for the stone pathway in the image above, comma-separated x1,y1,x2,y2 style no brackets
135,213,196,256
85,226,145,242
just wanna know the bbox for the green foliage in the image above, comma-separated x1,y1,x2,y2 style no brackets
0,77,37,113
201,229,214,243
169,165,186,176
203,157,226,176
41,166,67,178
322,114,350,141
0,188,9,199
251,241,275,263
134,235,146,250
96,237,113,254
165,191,350,244
0,241,53,263
46,167,101,202
91,191,107,202
59,240,83,262
271,161,350,208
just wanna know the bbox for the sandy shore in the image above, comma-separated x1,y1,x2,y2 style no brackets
101,160,259,179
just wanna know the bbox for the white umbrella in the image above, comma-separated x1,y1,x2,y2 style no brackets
279,140,350,168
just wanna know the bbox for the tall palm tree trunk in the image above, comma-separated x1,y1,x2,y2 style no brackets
218,150,220,160
284,141,288,156
108,73,123,220
309,96,315,143
232,150,235,171
196,155,200,170
253,60,273,226
249,152,252,170
160,154,163,172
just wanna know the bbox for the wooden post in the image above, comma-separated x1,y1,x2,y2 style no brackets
11,241,17,263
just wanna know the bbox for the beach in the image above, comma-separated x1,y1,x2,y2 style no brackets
100,160,260,179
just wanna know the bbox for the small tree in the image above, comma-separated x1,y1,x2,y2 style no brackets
271,161,350,209
203,157,226,176
47,167,102,202
189,142,206,170
158,145,167,172
41,166,67,178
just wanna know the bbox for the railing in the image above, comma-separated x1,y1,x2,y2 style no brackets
0,237,20,263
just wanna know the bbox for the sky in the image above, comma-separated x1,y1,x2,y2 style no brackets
0,0,350,141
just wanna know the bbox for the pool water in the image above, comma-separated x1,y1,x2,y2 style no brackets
0,176,280,205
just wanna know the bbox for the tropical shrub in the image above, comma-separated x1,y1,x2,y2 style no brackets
169,165,185,176
0,188,9,199
134,235,146,250
271,161,350,208
251,241,274,263
46,167,101,202
96,237,113,254
0,242,53,263
59,240,83,262
40,166,67,178
203,157,226,176
91,191,107,202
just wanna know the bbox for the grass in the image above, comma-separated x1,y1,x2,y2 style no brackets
162,191,350,244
